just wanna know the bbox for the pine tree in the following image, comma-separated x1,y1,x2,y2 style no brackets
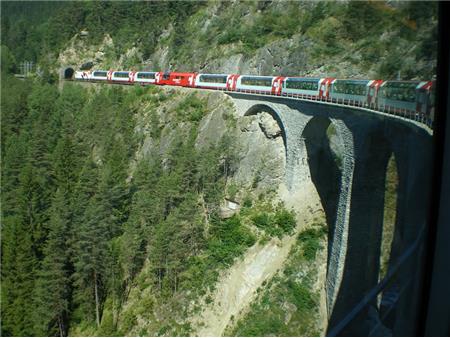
119,154,164,287
33,188,72,336
73,196,111,328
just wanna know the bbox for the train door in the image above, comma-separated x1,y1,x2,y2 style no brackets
188,74,196,87
367,84,375,108
271,77,285,95
367,80,382,109
227,75,238,91
319,79,324,98
129,71,136,84
155,72,162,85
416,89,431,115
107,70,113,82
319,78,332,99
416,81,433,115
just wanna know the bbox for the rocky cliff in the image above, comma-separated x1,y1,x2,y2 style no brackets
56,1,437,80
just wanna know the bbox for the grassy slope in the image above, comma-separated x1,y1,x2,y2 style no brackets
225,219,328,337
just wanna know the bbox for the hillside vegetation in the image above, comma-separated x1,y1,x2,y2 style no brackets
1,67,304,335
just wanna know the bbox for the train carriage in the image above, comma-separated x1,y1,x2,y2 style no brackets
281,77,334,99
194,73,229,90
378,81,425,113
330,79,372,106
74,71,90,80
235,75,284,95
282,77,321,98
111,71,135,84
156,72,197,87
90,70,109,81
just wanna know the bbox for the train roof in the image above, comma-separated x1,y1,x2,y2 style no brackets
285,77,322,82
332,79,371,84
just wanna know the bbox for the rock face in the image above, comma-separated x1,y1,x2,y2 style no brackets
258,111,282,139
219,199,241,219
55,1,436,83
234,112,285,192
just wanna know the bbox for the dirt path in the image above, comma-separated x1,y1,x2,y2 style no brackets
191,181,323,336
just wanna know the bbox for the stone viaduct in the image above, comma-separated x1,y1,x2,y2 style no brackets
229,93,433,336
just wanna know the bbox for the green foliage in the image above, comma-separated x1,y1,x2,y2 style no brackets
250,206,296,238
0,78,144,335
229,224,324,337
208,215,256,267
227,182,239,200
1,1,205,67
175,93,208,122
297,226,327,261
274,208,296,234
287,280,316,313
242,195,253,208
0,45,16,74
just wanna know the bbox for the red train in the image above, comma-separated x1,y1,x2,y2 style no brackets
74,70,435,128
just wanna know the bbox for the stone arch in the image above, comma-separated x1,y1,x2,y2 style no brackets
63,67,75,79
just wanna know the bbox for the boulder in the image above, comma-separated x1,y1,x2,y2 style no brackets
80,61,94,70
258,112,281,139
219,199,241,219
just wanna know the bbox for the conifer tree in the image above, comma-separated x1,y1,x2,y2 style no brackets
73,196,111,328
33,188,72,336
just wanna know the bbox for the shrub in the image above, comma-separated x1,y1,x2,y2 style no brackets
207,215,256,266
175,93,207,122
274,208,296,234
251,212,272,229
242,195,253,208
297,228,326,261
287,280,317,313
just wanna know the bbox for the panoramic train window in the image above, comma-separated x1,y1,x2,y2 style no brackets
332,81,368,95
241,76,273,87
137,72,156,79
92,71,107,77
199,75,227,83
285,79,319,90
114,72,129,78
381,82,418,102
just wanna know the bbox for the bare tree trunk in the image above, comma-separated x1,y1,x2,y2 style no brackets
94,270,100,328
58,315,64,337
165,257,169,286
158,268,161,290
174,273,177,293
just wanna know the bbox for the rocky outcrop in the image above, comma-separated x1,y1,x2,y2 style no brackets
219,199,241,219
258,111,282,139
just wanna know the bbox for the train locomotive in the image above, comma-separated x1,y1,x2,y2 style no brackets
74,70,435,127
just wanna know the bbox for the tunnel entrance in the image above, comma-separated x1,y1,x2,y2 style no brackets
302,116,342,263
64,67,75,79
